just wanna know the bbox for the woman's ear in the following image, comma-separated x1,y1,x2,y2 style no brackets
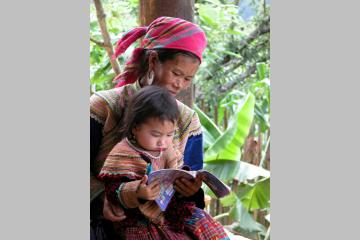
148,51,158,71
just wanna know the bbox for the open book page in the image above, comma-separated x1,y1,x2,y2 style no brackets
197,170,231,198
148,169,230,211
147,169,196,211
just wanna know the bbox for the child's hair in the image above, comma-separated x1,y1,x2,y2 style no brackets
120,85,180,139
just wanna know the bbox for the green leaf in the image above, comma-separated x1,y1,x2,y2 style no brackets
90,61,112,84
256,62,267,80
198,4,219,29
222,50,243,58
204,93,255,162
91,73,115,87
204,0,221,5
235,183,254,199
226,29,243,35
202,126,216,151
194,105,222,141
229,198,266,234
90,21,98,31
220,191,237,207
240,177,270,211
254,103,270,131
204,160,270,183
217,104,225,128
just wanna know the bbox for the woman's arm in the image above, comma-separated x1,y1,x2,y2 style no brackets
183,134,204,171
183,112,204,171
175,113,206,209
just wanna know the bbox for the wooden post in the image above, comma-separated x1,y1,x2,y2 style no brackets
224,108,228,129
139,0,196,107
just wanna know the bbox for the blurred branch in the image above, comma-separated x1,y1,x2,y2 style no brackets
203,16,270,82
223,39,269,76
90,37,105,47
218,51,269,93
93,0,121,75
219,64,257,93
204,39,268,96
263,0,267,16
237,16,270,53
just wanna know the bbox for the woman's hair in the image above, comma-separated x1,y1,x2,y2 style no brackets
137,48,200,82
120,85,180,139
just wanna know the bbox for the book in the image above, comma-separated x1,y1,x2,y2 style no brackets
147,168,231,211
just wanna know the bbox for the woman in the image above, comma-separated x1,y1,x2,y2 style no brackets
91,16,208,238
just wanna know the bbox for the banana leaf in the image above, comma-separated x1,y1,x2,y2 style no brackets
194,105,222,140
239,177,270,211
204,160,270,183
229,198,267,235
217,90,246,128
204,93,255,162
201,126,217,150
219,191,238,207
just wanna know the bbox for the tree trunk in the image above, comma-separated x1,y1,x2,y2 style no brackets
139,0,195,107
93,0,121,76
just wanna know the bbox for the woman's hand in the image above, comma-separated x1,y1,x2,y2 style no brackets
136,175,160,200
174,175,203,197
103,194,126,222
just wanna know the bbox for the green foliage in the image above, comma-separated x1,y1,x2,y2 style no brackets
204,160,269,183
198,90,270,236
205,93,255,163
194,0,270,133
229,199,266,235
194,105,222,150
90,0,138,92
238,177,270,211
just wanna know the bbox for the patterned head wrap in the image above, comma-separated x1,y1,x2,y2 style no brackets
112,16,207,87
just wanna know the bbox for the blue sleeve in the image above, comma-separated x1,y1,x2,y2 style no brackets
183,134,203,171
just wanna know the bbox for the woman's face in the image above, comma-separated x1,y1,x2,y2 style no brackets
152,54,200,97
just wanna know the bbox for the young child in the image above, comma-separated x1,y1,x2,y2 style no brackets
99,86,229,239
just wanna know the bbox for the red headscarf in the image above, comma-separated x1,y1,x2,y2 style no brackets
112,16,207,87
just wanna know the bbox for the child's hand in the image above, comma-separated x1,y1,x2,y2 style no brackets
174,175,203,197
136,175,160,201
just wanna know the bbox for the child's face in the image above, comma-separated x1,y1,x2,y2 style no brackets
132,117,175,152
